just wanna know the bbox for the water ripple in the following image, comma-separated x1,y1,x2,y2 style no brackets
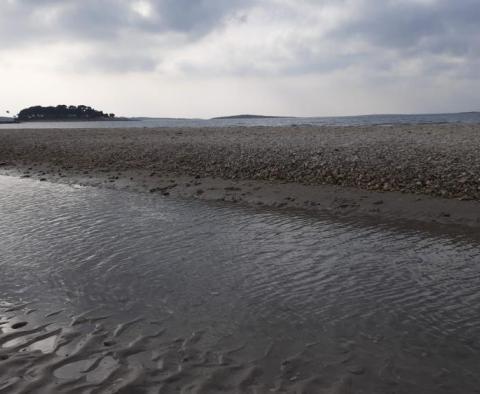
1,175,480,392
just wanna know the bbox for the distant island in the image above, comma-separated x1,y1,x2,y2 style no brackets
17,105,115,122
212,114,292,120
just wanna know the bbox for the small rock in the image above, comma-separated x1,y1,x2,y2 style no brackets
11,322,28,330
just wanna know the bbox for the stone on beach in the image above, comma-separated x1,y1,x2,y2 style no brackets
1,124,480,201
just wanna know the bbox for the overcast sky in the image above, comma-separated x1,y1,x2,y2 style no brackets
1,0,479,118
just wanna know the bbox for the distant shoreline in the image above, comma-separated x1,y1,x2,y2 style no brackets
0,118,15,124
211,114,292,120
0,118,131,124
16,117,130,123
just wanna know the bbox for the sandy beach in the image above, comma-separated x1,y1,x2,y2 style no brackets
0,124,480,229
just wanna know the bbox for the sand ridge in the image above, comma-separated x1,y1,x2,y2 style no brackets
1,124,480,229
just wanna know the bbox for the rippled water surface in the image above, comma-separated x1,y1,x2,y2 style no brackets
1,176,480,393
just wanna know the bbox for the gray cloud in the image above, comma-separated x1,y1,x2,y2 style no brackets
332,0,480,54
77,52,158,73
1,0,251,44
1,0,480,79
148,0,251,34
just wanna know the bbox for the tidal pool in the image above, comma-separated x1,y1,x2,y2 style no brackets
1,176,479,393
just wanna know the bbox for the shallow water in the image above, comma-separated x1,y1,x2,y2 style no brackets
1,176,480,393
1,111,480,129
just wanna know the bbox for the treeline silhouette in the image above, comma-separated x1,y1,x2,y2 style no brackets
17,105,115,121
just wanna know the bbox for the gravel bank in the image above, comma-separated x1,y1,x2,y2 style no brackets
1,124,480,199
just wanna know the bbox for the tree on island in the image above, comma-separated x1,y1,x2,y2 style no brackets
17,105,115,121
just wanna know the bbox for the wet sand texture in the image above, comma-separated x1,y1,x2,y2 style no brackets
0,305,364,394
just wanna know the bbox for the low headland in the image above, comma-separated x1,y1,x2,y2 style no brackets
1,123,480,229
211,114,290,120
12,105,117,122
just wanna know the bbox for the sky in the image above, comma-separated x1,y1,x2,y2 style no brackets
1,0,479,118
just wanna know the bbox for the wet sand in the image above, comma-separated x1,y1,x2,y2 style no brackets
1,124,480,229
1,171,480,392
2,176,480,393
0,303,382,393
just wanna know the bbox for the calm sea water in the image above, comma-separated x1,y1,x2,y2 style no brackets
1,176,480,393
1,112,480,129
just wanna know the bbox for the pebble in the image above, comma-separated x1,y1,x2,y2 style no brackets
2,124,480,201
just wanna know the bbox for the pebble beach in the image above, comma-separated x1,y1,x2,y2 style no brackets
1,124,480,227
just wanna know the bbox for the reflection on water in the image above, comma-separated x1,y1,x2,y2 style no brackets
1,176,480,393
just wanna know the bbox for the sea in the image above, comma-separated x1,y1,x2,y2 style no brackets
1,111,480,129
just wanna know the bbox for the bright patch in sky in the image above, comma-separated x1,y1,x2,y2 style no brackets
132,1,153,18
